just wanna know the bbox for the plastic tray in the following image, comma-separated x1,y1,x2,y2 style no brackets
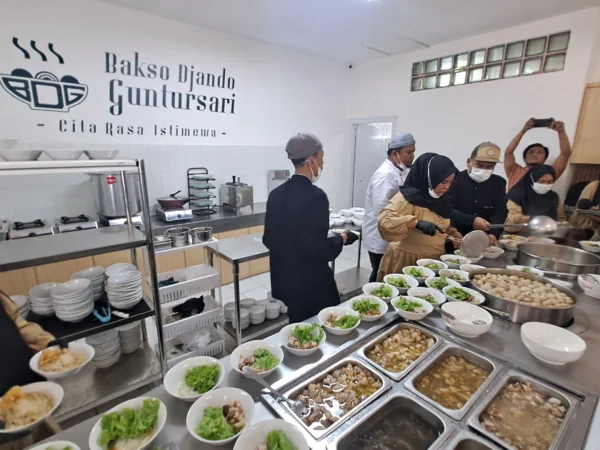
161,295,221,340
150,264,220,304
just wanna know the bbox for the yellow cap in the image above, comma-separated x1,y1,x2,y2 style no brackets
471,142,501,163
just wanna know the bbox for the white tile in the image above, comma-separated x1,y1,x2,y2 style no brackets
251,272,271,287
238,278,262,293
243,285,270,300
216,284,234,301
335,258,357,274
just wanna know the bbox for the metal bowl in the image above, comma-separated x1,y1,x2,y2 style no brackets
516,243,600,276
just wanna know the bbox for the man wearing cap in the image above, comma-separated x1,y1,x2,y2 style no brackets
446,142,508,247
263,133,359,322
363,132,416,282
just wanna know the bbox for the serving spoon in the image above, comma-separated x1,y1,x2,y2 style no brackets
242,366,307,417
433,304,487,326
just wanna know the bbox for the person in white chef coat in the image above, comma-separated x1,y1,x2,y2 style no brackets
363,132,416,282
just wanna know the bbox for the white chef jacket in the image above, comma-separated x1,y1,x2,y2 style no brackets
363,159,408,254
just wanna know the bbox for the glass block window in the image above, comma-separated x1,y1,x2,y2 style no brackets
410,31,570,91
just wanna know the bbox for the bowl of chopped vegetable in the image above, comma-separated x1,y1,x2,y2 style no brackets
438,269,470,285
425,275,461,291
345,295,388,321
89,397,167,450
383,273,419,294
483,246,504,259
318,306,361,335
442,285,485,305
231,340,284,378
31,441,81,450
391,296,433,321
454,249,483,263
164,356,225,402
506,265,545,276
279,323,325,356
416,259,448,274
361,282,399,301
406,287,446,306
186,387,255,446
440,254,471,269
459,264,485,274
234,418,309,450
401,266,435,284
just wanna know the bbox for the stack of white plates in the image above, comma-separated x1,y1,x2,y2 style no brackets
71,266,105,300
105,263,137,278
276,300,289,314
224,303,235,322
106,270,143,310
11,295,30,318
240,297,255,308
255,299,270,307
266,302,280,320
51,279,94,323
249,305,266,325
118,322,142,354
87,330,121,368
231,308,250,330
29,283,59,316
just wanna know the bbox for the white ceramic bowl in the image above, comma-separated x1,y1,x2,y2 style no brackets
30,442,80,450
344,295,388,321
351,218,363,227
459,264,486,274
440,254,471,268
416,259,448,274
577,274,600,299
407,287,446,306
50,278,91,298
164,356,225,402
442,285,485,305
85,150,119,160
30,343,95,380
483,246,505,259
383,273,419,294
29,282,59,299
351,207,365,214
105,262,138,277
107,270,142,286
45,150,84,160
441,302,493,338
391,295,433,321
521,322,586,365
580,240,600,253
10,294,28,309
402,266,435,284
234,419,309,450
0,382,64,434
339,209,353,217
332,218,345,227
438,269,470,285
499,239,519,252
71,266,105,281
279,323,326,356
0,150,42,161
186,387,255,446
506,265,545,277
89,397,167,450
454,249,483,263
425,276,460,291
230,340,284,378
361,282,399,301
318,306,361,335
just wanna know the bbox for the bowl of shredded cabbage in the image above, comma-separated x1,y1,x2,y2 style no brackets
344,295,388,322
231,340,284,378
164,356,225,402
279,323,326,356
234,418,309,450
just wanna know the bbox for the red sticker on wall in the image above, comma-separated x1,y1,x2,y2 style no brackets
106,175,117,185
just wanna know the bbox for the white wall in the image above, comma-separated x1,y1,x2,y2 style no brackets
587,14,600,82
346,8,600,205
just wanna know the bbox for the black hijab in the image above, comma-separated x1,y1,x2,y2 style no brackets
508,164,559,219
399,152,457,218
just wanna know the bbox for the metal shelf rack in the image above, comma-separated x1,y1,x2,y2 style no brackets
187,167,217,216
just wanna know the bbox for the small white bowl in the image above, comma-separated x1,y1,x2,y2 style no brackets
332,218,345,227
85,150,119,160
425,276,460,291
577,274,600,299
45,150,84,160
440,254,471,269
416,259,448,274
459,264,485,274
441,302,492,338
339,209,353,217
383,274,419,294
318,306,361,335
454,250,483,263
402,266,435,284
580,241,600,253
0,150,42,161
442,285,485,305
344,295,388,321
351,207,365,214
30,343,95,380
391,295,433,321
89,397,167,450
521,322,586,365
438,269,470,285
230,340,284,378
71,266,105,281
234,418,309,450
0,382,64,434
279,323,326,356
361,282,399,301
407,287,446,306
351,218,363,227
105,262,137,277
506,265,544,277
164,356,225,402
483,246,505,259
499,239,519,252
186,387,255,446
50,279,91,298
30,442,80,450
29,282,59,299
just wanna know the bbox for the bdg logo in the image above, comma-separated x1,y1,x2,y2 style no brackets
0,38,88,112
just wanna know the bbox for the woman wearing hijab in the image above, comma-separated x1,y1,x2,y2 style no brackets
569,175,600,240
376,153,462,280
506,164,565,227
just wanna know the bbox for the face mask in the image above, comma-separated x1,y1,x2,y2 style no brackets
427,157,441,198
306,159,322,183
532,182,553,195
428,188,441,199
399,162,411,171
468,167,493,183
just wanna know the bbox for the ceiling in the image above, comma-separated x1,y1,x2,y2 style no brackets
96,0,600,63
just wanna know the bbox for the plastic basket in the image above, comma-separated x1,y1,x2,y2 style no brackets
161,295,221,340
151,264,220,304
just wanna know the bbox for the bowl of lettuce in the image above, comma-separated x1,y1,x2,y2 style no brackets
230,340,284,378
318,306,361,335
416,259,448,274
361,282,399,301
164,356,225,402
234,419,309,450
383,273,419,294
344,295,388,322
279,322,326,356
89,397,167,450
391,295,433,321
425,275,461,291
30,441,80,450
402,266,435,284
187,387,255,446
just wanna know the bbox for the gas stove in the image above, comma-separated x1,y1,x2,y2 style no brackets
156,206,193,222
9,219,55,239
55,214,98,233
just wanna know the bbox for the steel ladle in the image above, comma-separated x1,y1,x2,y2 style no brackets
242,366,307,417
488,215,558,236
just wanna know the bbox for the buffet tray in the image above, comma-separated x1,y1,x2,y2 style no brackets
442,429,503,450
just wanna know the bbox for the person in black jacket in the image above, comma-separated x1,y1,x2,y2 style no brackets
447,142,508,247
263,133,358,322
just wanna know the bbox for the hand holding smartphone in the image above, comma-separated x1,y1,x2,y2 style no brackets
532,117,555,128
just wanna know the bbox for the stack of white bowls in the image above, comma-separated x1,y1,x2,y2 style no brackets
11,295,30,318
29,283,59,316
266,302,280,320
71,266,105,300
240,297,255,309
339,209,353,223
88,330,121,368
224,303,235,322
275,300,288,314
249,305,266,325
51,279,94,323
106,270,143,310
231,308,250,330
118,322,142,354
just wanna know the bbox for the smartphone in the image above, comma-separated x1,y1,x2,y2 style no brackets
533,118,554,128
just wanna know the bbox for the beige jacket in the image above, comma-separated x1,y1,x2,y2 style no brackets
569,180,600,239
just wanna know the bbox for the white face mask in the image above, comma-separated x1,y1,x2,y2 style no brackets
306,159,322,183
468,167,493,183
428,188,441,199
427,157,441,198
532,182,553,195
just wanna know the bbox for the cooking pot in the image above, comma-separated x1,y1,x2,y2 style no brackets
157,190,190,209
190,227,213,244
516,242,600,277
90,173,141,217
164,226,190,247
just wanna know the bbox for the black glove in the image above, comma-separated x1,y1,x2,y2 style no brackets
415,221,443,237
578,199,593,210
343,230,359,246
